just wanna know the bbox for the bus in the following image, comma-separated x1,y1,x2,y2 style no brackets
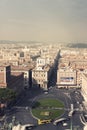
53,118,66,125
38,119,52,125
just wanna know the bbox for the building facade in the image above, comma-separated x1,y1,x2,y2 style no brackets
11,66,32,89
32,65,52,90
81,74,87,101
0,65,11,88
57,68,77,88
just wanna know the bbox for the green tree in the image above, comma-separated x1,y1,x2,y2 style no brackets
0,88,17,103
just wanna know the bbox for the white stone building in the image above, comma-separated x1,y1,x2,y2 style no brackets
57,68,77,88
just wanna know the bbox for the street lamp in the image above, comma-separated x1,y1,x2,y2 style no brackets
70,117,73,130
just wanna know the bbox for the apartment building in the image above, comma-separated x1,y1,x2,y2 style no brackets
58,49,87,88
81,74,87,101
0,65,11,88
11,66,32,89
0,65,24,95
32,65,52,90
8,72,24,94
81,73,87,110
57,68,77,88
31,50,58,90
36,58,46,68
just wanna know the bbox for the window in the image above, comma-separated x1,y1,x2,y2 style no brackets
25,78,27,82
0,69,3,72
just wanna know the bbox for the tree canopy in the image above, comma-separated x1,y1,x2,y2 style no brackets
0,88,17,103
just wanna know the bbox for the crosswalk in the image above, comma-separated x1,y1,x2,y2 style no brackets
11,106,30,110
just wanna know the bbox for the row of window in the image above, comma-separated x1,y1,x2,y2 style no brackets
37,79,47,83
33,74,46,77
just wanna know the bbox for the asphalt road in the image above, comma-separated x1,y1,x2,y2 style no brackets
3,87,85,130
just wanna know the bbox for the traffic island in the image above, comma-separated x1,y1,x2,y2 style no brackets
32,98,64,120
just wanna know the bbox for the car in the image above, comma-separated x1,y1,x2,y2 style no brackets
44,91,48,94
26,126,34,130
77,101,79,104
44,89,48,94
25,106,29,110
25,124,35,130
48,87,52,90
75,91,78,94
62,122,68,126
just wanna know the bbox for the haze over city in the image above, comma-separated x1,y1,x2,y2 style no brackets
0,1,87,130
0,0,87,43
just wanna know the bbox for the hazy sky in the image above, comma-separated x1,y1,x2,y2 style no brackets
0,0,87,43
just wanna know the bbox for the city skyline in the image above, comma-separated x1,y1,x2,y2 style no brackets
0,0,87,43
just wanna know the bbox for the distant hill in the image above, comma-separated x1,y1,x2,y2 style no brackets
0,40,41,44
67,43,87,48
